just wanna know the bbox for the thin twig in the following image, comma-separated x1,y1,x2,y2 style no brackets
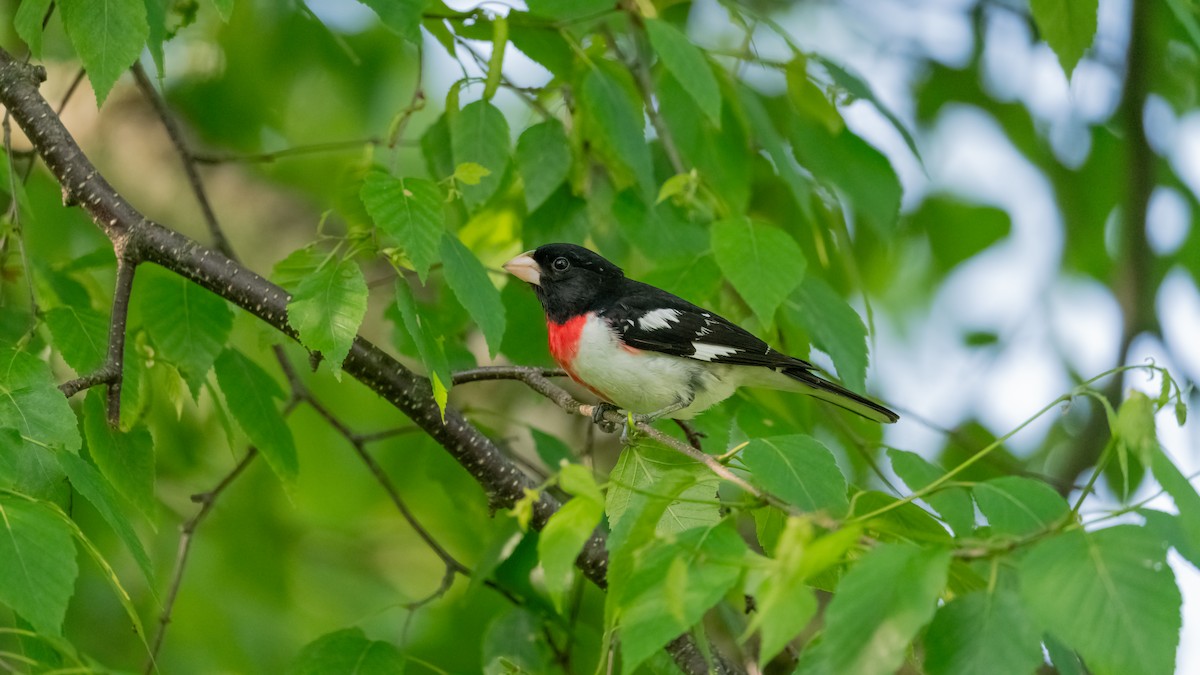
451,366,833,526
130,62,234,258
276,347,521,606
606,10,686,174
191,138,394,164
145,447,261,672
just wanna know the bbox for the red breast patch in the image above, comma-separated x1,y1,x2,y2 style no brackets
547,314,610,401
547,314,587,366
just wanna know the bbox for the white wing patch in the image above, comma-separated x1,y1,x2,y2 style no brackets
637,308,682,331
691,343,741,361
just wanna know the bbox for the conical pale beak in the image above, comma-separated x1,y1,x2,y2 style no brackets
503,251,541,285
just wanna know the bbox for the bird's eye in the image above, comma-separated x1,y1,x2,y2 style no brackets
551,257,570,272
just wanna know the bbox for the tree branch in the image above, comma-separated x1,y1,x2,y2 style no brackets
58,251,137,428
0,49,728,675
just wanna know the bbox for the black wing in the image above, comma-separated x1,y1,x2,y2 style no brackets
598,280,810,369
600,280,900,424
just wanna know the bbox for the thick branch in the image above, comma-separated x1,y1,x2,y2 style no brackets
0,48,729,674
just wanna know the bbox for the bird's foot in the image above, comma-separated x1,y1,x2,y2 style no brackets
591,402,622,434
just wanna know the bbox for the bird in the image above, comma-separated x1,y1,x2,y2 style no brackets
503,243,898,427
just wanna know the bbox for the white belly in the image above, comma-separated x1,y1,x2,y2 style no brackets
569,315,740,418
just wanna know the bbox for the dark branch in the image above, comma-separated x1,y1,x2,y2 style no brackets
103,254,136,425
58,252,137,429
0,49,730,675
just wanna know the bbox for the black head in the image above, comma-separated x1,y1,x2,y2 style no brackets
503,243,624,323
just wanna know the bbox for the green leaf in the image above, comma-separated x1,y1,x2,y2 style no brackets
559,462,604,505
538,493,602,613
790,116,902,235
913,196,1011,274
0,494,78,636
737,85,813,214
0,350,81,452
450,100,510,210
655,172,693,205
58,0,150,106
482,607,552,674
15,0,52,57
710,217,806,326
786,277,869,393
356,0,427,44
742,435,847,516
82,391,156,521
289,627,406,675
287,255,368,377
1030,0,1098,76
0,429,69,504
515,119,572,211
209,0,234,21
391,280,453,417
361,171,444,282
887,449,974,536
1019,526,1180,675
816,543,950,675
272,246,323,291
439,234,505,358
213,348,297,484
644,19,720,127
616,522,747,675
530,428,572,469
973,476,1069,537
579,63,655,198
924,589,1043,675
1150,448,1200,569
1116,390,1157,464
55,451,154,586
43,306,109,374
752,505,786,555
1141,508,1200,570
606,442,719,538
786,57,844,134
140,270,234,396
452,162,491,186
744,518,849,664
657,73,752,213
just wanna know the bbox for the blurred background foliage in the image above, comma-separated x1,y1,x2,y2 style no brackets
0,0,1198,672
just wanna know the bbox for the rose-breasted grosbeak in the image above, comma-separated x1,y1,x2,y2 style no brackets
503,243,898,425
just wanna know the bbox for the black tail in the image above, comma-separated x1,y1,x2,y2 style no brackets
783,367,899,424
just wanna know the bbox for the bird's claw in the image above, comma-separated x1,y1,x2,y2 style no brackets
591,402,622,434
